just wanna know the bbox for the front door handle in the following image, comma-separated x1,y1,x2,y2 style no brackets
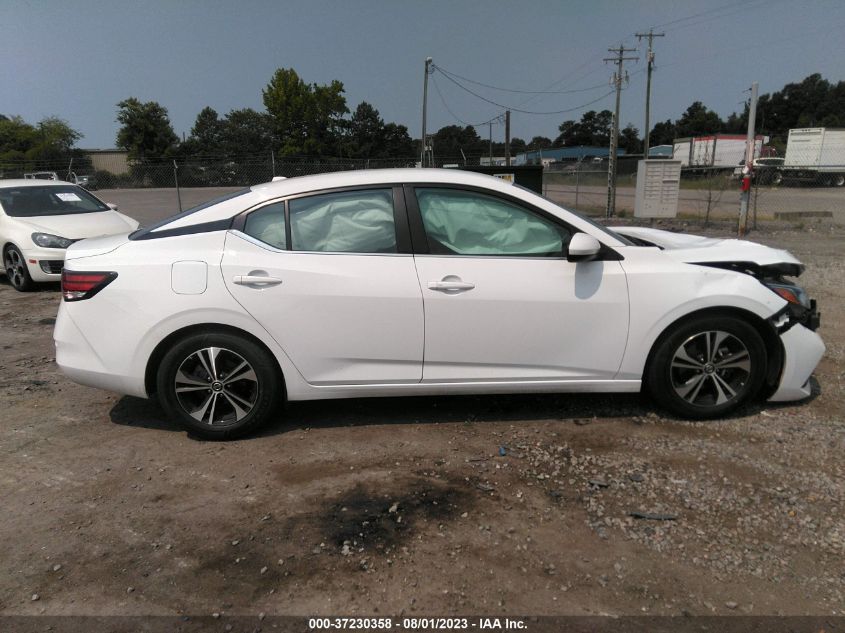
233,274,283,286
428,280,475,292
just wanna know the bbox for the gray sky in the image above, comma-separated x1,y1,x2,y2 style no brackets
3,0,845,149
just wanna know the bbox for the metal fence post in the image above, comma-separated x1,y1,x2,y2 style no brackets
575,165,581,210
173,160,182,212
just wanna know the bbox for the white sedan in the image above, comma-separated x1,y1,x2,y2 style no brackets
53,169,824,439
0,179,139,291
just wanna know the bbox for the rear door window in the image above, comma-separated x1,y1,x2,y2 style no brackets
289,189,397,253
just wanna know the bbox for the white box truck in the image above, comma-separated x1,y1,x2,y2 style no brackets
673,134,765,171
780,128,845,186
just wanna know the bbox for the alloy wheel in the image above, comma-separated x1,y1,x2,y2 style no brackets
670,330,752,407
174,346,259,426
4,248,27,290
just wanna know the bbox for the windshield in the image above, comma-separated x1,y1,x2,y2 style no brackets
0,185,108,217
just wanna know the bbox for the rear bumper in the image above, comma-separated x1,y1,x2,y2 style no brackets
54,304,148,398
768,323,825,402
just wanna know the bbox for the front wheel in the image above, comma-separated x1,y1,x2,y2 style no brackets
646,315,767,419
156,332,283,439
4,245,35,292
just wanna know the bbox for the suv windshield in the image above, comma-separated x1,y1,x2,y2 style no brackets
0,185,108,217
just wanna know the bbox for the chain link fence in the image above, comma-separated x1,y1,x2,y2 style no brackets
4,148,844,226
542,153,845,226
541,157,640,217
0,154,425,190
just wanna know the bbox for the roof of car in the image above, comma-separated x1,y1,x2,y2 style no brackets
147,168,537,235
0,179,77,188
249,168,514,200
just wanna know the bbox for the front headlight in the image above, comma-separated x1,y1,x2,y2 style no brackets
31,232,73,249
764,280,811,309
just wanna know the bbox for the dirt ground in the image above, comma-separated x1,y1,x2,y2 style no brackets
0,207,843,620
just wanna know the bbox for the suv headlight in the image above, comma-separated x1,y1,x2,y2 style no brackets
31,233,73,249
764,280,810,309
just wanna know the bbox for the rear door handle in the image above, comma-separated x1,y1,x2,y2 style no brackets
428,280,475,292
232,275,283,286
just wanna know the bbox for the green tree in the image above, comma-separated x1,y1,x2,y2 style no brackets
529,136,553,149
0,115,39,161
432,125,482,160
724,109,747,134
188,107,224,155
619,123,642,154
347,101,385,158
115,98,178,161
555,110,613,147
381,122,414,158
648,119,676,146
751,74,845,142
0,115,83,164
219,108,273,155
509,137,527,155
262,67,348,157
344,102,414,159
674,101,723,138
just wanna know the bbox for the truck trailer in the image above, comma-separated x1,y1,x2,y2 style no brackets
779,128,845,186
672,134,766,171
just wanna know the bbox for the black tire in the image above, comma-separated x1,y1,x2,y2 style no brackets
156,331,283,439
3,244,36,292
646,315,767,419
833,174,845,187
771,171,783,186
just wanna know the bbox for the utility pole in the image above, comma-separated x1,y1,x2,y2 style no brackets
505,110,511,167
421,57,433,167
636,29,664,159
489,120,493,164
604,45,638,218
738,81,759,237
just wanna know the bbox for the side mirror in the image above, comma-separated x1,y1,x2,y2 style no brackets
567,233,601,262
107,202,119,211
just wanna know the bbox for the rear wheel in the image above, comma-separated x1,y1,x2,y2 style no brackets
771,171,783,186
3,245,35,292
647,315,767,419
833,174,845,187
156,331,282,439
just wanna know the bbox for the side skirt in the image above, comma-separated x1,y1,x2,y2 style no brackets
286,379,642,402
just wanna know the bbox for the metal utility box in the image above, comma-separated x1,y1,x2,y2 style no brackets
634,160,682,218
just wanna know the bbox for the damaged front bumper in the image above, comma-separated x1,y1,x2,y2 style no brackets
767,301,825,402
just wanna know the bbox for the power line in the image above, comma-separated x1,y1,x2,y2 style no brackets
649,0,756,30
663,1,773,33
433,66,615,116
430,74,503,128
434,64,611,95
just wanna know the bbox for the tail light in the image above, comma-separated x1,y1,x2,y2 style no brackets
61,270,118,301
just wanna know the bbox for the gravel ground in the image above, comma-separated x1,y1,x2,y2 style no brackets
0,213,842,618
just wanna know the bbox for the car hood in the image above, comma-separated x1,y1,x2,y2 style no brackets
23,210,138,240
611,226,804,276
